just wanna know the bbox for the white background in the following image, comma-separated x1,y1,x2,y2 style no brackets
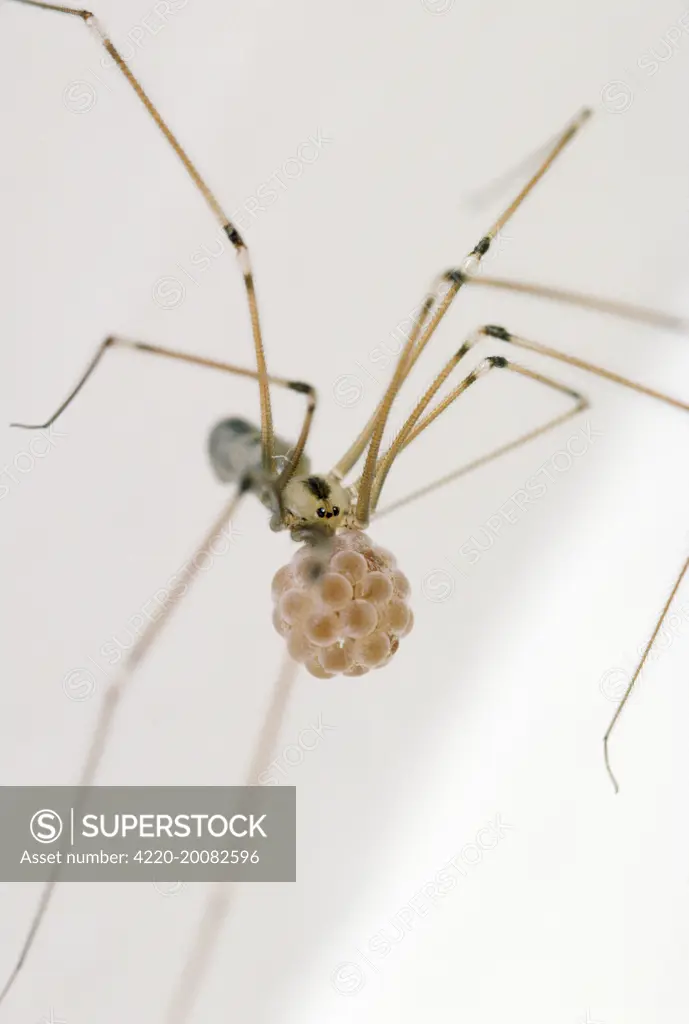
2,0,689,1021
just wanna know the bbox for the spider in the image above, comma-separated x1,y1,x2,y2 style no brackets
3,1,689,1020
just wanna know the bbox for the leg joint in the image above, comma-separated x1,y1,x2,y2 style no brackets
470,236,491,258
482,325,512,342
289,380,315,397
289,380,317,412
223,223,246,250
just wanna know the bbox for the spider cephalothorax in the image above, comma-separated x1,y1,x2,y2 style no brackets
280,473,354,531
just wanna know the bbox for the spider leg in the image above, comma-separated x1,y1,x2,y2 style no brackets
366,338,586,513
375,321,689,517
352,107,592,525
0,482,251,1009
372,322,689,791
11,336,316,497
480,324,689,413
373,268,689,518
164,652,300,1024
373,406,586,522
332,294,436,480
8,0,276,470
3,334,316,1002
374,266,689,513
478,324,689,792
463,273,689,335
603,555,689,793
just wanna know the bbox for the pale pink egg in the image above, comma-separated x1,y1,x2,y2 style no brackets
279,588,314,624
271,529,413,678
340,599,378,639
355,571,393,606
319,642,355,674
353,630,391,668
304,611,340,647
319,572,354,610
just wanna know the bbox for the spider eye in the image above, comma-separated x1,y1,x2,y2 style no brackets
317,508,326,518
332,506,340,516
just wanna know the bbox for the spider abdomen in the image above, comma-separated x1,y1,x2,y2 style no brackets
207,417,310,485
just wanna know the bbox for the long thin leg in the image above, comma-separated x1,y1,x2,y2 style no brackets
372,267,689,504
463,274,689,335
366,345,585,513
372,281,689,519
373,402,587,521
371,323,689,512
0,483,250,1009
604,556,689,793
11,336,316,494
335,268,687,487
461,122,568,211
331,295,435,481
479,325,689,413
9,0,275,471
164,653,300,1024
353,107,592,526
369,322,689,792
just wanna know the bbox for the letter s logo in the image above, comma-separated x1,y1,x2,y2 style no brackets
30,809,64,844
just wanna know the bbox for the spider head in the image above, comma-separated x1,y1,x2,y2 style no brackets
281,473,351,532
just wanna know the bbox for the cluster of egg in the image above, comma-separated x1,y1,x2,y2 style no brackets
271,530,413,677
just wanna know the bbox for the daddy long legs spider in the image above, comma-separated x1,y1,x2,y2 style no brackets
3,1,689,1022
